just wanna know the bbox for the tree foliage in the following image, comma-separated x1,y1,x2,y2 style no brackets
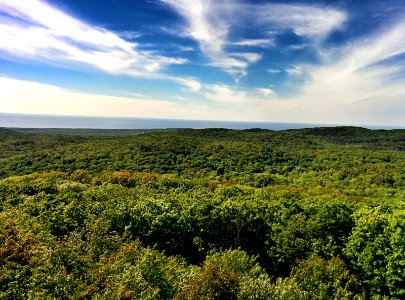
0,127,403,298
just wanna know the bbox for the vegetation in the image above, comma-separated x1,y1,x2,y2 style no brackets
0,126,404,299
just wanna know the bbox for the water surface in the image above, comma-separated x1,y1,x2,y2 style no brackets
0,113,401,130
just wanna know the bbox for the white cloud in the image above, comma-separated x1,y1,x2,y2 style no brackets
160,0,228,52
266,68,281,74
172,45,195,52
1,73,403,126
0,0,197,89
278,21,405,125
203,84,249,104
203,84,278,105
161,0,250,76
197,18,405,126
255,88,278,99
0,77,206,119
249,3,347,40
118,30,143,40
233,53,263,64
232,39,275,48
0,76,284,122
161,0,270,77
168,76,202,92
337,21,405,72
287,44,308,51
162,1,346,77
285,66,305,76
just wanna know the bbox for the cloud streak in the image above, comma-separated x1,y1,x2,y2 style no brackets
231,39,275,48
248,3,347,40
0,76,207,119
203,84,278,105
161,0,249,76
0,0,199,89
162,0,346,77
275,20,405,125
196,18,405,125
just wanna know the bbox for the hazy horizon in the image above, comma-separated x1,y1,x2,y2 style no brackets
1,112,403,130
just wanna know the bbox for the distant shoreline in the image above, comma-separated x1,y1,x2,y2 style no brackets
0,112,402,130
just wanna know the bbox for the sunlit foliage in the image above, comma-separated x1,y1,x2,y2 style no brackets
0,127,403,298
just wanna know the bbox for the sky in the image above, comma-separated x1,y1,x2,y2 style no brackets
0,0,404,126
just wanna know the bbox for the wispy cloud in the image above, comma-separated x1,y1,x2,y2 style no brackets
161,0,346,77
255,88,278,98
203,84,248,104
203,84,278,105
233,53,263,64
287,44,308,51
0,76,207,119
285,66,305,77
118,30,144,40
232,39,275,48
192,19,405,125
248,3,347,40
278,20,405,125
172,45,195,52
266,68,281,74
0,0,198,89
168,76,202,92
161,0,251,77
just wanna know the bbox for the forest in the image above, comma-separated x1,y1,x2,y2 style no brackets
0,126,404,299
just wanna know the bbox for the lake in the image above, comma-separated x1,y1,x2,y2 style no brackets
0,113,400,130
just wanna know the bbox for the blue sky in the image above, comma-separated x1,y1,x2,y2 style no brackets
0,0,404,126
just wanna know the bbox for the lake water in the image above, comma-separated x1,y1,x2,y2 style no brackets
0,113,400,130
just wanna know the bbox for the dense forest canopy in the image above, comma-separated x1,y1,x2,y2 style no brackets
0,126,404,299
